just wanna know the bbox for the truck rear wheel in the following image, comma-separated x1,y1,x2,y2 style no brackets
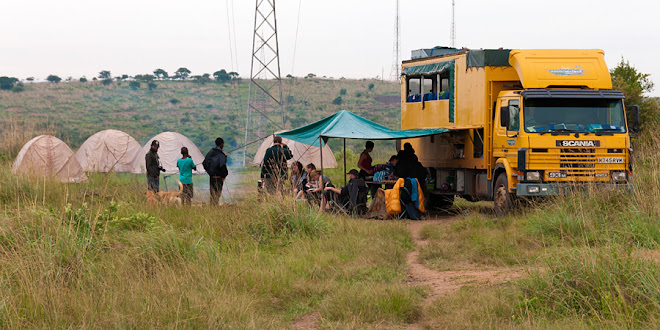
494,174,517,216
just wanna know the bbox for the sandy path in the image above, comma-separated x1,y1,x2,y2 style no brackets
405,218,523,329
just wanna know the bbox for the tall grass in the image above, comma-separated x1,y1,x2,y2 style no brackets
418,125,660,327
0,151,422,328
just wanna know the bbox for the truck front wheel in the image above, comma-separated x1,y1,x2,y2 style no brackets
494,174,517,216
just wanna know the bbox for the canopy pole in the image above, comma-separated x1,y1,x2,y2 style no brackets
319,136,324,177
343,138,347,186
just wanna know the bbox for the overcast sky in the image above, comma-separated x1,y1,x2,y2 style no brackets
2,0,659,96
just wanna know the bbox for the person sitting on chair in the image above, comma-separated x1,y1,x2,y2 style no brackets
322,169,368,213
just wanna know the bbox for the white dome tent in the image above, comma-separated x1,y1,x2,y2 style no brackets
13,135,87,183
251,134,337,169
143,132,206,174
76,129,145,173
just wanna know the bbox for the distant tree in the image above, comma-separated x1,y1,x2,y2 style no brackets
148,82,157,90
368,83,375,90
286,74,293,79
134,74,155,82
610,58,658,123
305,73,316,79
0,76,19,90
26,77,34,82
98,70,111,79
213,69,231,82
193,75,212,84
229,72,239,80
66,76,73,82
170,98,180,105
332,96,343,105
174,67,191,80
129,81,141,90
340,88,347,95
12,83,24,92
120,74,129,80
92,77,98,81
101,78,113,86
46,75,62,83
79,77,88,83
153,68,168,80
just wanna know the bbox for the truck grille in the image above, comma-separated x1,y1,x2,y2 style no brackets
560,148,596,171
527,147,625,181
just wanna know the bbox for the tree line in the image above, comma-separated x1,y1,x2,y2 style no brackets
0,68,240,92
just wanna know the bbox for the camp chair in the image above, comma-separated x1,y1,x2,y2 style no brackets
330,179,368,217
399,178,422,220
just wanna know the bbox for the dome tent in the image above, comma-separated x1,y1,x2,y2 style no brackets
251,134,337,169
13,135,87,183
76,129,145,173
143,132,206,174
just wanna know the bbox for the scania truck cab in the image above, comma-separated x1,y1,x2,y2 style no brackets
400,48,636,215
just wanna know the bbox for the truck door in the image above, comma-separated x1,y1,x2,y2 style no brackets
493,98,522,164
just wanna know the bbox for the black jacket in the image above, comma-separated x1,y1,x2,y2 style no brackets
145,149,160,178
395,149,426,182
203,147,228,178
261,145,293,179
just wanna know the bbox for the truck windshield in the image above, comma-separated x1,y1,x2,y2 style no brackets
523,98,626,134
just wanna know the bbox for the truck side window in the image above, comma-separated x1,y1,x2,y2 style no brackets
508,100,520,131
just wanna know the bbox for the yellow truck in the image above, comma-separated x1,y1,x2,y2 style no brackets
400,48,637,214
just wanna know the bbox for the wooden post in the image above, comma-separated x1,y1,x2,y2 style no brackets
319,136,324,176
343,138,347,186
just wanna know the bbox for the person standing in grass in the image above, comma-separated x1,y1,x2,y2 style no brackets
145,140,165,192
177,147,196,206
261,135,293,194
203,137,228,206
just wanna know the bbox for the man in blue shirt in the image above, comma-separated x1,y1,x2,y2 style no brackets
177,147,196,206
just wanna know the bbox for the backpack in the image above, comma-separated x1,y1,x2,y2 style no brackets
203,149,228,178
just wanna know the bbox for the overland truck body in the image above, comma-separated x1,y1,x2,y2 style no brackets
400,48,636,214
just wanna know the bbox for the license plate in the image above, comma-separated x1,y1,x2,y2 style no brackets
548,172,567,178
598,157,624,164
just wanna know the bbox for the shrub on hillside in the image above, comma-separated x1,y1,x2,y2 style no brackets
12,83,24,92
340,88,347,95
129,81,140,90
0,76,19,90
170,98,180,105
101,78,112,86
147,82,157,91
332,96,343,105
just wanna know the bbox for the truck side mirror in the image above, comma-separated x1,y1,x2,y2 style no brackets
500,106,510,128
628,105,640,132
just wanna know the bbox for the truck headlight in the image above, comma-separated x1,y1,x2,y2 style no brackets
527,185,540,194
611,171,627,182
526,171,541,181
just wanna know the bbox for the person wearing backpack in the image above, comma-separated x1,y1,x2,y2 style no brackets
260,135,293,194
203,138,228,206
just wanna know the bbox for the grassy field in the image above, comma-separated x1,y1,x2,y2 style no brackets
2,82,660,328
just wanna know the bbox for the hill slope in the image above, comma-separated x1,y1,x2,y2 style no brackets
0,79,400,159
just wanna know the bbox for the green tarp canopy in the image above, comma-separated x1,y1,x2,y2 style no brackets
279,110,448,146
401,60,454,75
